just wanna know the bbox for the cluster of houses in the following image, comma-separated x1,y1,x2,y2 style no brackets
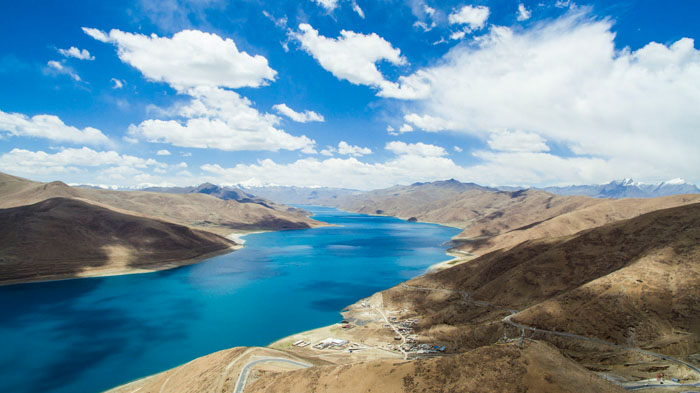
384,316,446,356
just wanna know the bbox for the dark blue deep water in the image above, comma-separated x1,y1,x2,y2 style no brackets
0,207,460,393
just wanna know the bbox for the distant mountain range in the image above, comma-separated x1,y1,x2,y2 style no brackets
537,178,700,199
79,178,700,202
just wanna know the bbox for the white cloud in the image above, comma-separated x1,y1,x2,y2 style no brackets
313,0,339,12
200,153,462,190
555,0,574,9
449,30,467,41
337,141,372,156
448,5,490,29
262,10,287,28
0,147,166,180
273,103,325,123
0,110,109,145
411,2,438,32
292,23,407,96
58,46,94,60
84,27,276,91
46,60,81,81
386,141,447,157
399,123,414,133
453,146,463,152
403,113,454,131
111,78,124,89
128,86,315,152
394,10,700,185
376,70,433,99
487,130,549,152
156,149,171,156
320,147,335,156
352,1,365,18
517,3,532,21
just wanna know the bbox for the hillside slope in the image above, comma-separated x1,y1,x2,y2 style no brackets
247,341,623,393
323,179,700,259
106,342,623,393
0,172,323,236
453,193,700,255
378,203,700,378
0,198,235,284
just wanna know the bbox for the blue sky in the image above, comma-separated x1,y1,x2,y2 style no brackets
0,0,698,189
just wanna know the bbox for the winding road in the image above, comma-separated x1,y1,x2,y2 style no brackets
400,283,700,390
232,357,312,393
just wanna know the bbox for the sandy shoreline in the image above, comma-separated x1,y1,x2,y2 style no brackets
0,244,241,287
225,230,269,244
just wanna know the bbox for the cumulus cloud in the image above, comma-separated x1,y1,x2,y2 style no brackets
403,113,454,131
313,0,338,12
200,153,462,190
399,123,414,133
517,3,532,21
292,23,412,97
448,5,489,29
128,86,315,152
273,103,324,122
487,130,549,152
0,110,109,145
385,141,447,157
337,141,372,156
394,10,700,184
0,147,166,181
156,149,171,155
84,27,276,91
87,27,313,153
58,46,94,60
453,146,463,152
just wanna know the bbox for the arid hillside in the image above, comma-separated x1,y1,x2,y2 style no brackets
0,197,235,284
107,342,623,393
246,341,623,393
379,203,700,379
0,172,323,236
453,193,700,255
326,179,700,259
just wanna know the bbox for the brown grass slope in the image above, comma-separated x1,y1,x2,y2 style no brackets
0,197,236,284
0,172,323,235
455,193,700,256
247,341,624,393
383,203,700,357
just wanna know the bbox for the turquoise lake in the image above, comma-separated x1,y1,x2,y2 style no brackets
0,206,461,393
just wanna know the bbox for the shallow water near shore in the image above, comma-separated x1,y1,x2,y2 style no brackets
0,206,460,393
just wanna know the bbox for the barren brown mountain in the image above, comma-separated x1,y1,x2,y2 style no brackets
0,172,322,236
330,179,700,259
246,341,624,393
379,203,700,381
0,197,235,284
107,342,623,393
453,193,700,256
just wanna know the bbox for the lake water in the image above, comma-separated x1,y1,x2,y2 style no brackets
0,206,460,393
